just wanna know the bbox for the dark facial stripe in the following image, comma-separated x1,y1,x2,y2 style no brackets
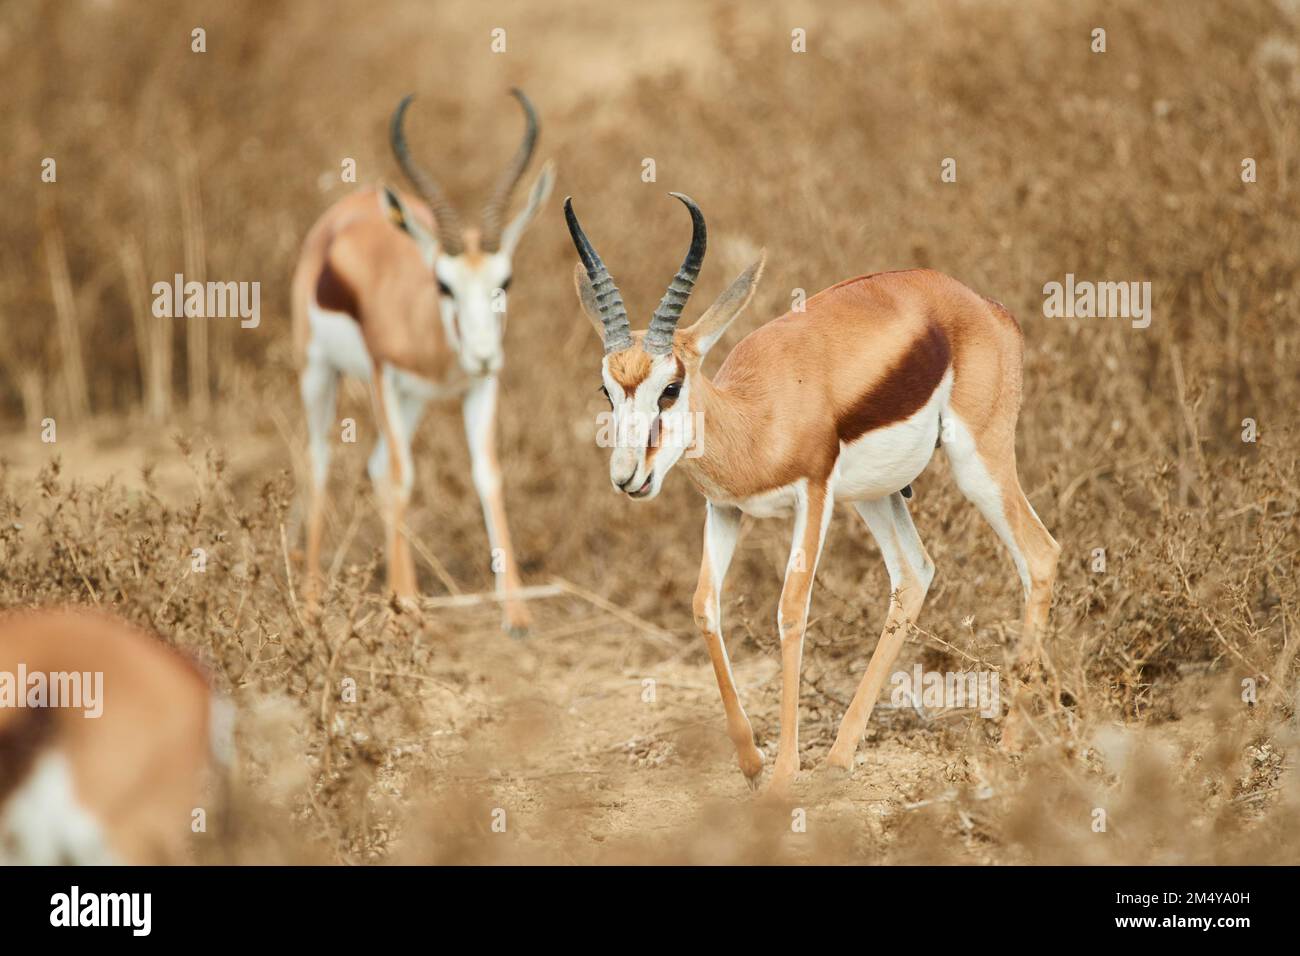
644,430,662,470
836,319,951,443
316,260,358,319
639,356,685,470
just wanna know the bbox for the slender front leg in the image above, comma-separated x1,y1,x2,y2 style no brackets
692,501,764,788
370,362,417,597
771,479,834,796
463,375,530,635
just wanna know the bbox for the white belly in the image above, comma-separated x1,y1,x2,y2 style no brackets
306,305,460,400
307,305,373,380
715,369,953,518
731,482,802,519
832,368,952,502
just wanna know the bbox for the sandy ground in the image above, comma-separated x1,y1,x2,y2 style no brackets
0,389,1289,865
5,0,1296,864
1,414,987,863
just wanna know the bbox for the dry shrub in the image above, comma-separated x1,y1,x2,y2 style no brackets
0,0,1297,862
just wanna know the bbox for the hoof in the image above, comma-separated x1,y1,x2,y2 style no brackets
763,762,798,801
760,780,796,804
391,594,420,614
824,742,856,775
738,744,765,790
822,760,853,781
504,602,533,636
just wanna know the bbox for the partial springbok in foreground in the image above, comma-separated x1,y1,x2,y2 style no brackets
564,194,1060,794
0,608,229,864
292,91,555,634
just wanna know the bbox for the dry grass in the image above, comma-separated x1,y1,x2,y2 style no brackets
0,0,1297,863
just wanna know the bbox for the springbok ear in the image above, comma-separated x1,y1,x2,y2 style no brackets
500,160,556,253
683,251,766,357
379,185,436,261
572,261,606,340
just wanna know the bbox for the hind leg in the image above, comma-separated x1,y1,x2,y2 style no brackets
300,358,339,609
942,410,1060,746
827,492,935,771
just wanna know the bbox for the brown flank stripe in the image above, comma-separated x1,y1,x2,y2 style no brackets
316,260,358,319
836,319,951,443
0,706,56,807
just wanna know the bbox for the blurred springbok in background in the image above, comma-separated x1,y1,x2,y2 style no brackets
291,91,555,634
564,193,1059,794
0,608,230,864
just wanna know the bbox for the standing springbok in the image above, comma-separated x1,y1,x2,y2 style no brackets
291,91,555,634
0,608,229,864
564,194,1060,794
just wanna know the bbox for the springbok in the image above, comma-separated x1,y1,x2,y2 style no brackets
564,194,1060,794
291,91,555,634
0,607,229,864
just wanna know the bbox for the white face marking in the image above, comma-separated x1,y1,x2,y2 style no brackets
435,251,513,377
600,352,694,500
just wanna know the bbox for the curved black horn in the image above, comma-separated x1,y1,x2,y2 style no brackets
644,193,706,355
481,88,540,252
390,94,464,255
564,197,632,354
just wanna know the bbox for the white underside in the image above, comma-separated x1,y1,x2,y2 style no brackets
303,304,462,492
306,304,454,400
0,749,118,865
696,367,1036,663
301,304,510,592
721,369,954,519
307,305,372,380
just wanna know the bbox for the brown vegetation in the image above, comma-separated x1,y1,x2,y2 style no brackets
0,0,1296,863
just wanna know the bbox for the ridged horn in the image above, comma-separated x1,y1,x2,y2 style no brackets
389,94,464,256
564,197,632,354
644,193,706,355
480,88,539,252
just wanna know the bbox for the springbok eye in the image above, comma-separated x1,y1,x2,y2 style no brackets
436,278,453,297
599,384,612,407
659,381,682,408
499,275,512,293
